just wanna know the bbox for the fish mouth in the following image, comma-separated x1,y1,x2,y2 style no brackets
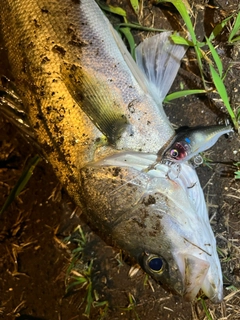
175,253,223,303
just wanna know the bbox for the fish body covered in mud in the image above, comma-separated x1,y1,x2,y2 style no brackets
0,0,223,302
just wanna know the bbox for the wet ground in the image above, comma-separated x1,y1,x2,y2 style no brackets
0,0,240,319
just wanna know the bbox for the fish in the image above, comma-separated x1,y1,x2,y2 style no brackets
0,0,223,302
161,124,233,163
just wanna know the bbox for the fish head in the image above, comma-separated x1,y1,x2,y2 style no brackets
112,191,211,299
80,152,223,303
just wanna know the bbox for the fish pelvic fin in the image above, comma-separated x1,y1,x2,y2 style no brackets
135,32,188,105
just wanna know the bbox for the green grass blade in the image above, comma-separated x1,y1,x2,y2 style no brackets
67,278,88,291
209,15,233,42
229,12,240,43
0,155,41,216
171,34,205,48
165,89,206,102
234,170,240,179
130,0,139,15
200,298,213,320
157,0,195,41
119,27,136,59
206,37,223,78
116,22,166,33
157,0,206,88
209,65,238,129
84,283,93,317
97,1,127,21
234,162,240,179
237,107,240,121
170,34,193,46
97,2,137,58
229,35,240,43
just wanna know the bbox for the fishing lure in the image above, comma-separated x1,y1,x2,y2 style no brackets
160,124,233,163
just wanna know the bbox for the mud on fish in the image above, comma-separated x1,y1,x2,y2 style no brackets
0,0,226,303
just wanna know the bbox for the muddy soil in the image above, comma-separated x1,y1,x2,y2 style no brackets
0,1,240,319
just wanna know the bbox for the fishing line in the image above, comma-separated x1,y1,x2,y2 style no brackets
183,237,212,256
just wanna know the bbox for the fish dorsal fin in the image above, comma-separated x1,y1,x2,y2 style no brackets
135,32,188,104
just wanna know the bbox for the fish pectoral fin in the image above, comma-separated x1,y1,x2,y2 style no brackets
183,254,210,301
61,62,128,144
135,32,188,104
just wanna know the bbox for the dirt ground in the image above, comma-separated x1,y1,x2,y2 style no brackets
0,0,240,319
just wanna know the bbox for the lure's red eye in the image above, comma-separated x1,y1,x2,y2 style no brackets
170,142,187,160
170,149,178,158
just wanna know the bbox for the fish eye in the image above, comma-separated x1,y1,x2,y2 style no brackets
147,255,164,273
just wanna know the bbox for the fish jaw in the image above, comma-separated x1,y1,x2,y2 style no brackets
175,253,210,301
174,252,222,303
80,152,223,302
